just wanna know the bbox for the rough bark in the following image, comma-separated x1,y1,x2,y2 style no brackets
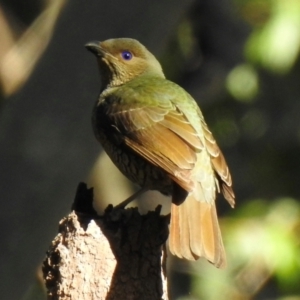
43,183,169,300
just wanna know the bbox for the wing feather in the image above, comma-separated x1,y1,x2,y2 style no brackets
201,119,235,206
107,100,203,190
103,82,234,205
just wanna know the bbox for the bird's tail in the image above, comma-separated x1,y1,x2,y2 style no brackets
169,192,226,268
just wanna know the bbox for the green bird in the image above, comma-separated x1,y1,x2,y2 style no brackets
86,38,235,268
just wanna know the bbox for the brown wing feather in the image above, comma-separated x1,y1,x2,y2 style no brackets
130,123,196,168
160,110,203,150
201,119,235,207
110,104,203,190
124,131,195,192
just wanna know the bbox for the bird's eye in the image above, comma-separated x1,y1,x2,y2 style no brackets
121,51,133,61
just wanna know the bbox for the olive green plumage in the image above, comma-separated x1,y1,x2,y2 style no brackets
86,38,235,267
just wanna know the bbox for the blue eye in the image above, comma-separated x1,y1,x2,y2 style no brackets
121,51,132,60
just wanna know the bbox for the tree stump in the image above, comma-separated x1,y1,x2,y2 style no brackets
43,183,170,300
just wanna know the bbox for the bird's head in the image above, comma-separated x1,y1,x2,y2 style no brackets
85,38,165,88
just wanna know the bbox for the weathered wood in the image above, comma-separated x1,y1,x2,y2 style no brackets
43,183,169,300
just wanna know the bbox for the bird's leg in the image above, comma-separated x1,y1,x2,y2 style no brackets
114,187,149,209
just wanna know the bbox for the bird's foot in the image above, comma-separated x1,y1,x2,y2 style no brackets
113,187,148,210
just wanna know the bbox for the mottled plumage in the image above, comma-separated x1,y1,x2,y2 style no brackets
86,38,235,267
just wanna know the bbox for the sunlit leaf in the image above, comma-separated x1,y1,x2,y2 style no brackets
245,0,300,73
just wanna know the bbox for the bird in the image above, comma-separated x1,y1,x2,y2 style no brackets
85,38,235,268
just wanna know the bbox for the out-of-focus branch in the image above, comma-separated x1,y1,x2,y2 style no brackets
0,0,67,96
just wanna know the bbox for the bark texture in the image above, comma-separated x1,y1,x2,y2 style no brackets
43,183,169,300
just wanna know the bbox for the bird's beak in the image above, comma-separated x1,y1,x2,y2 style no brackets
85,41,104,56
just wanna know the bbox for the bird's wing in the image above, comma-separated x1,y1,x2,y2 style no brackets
199,117,235,207
104,87,203,192
104,80,234,205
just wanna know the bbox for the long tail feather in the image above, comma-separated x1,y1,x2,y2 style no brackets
169,195,226,268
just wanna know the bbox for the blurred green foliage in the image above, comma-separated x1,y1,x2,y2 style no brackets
182,198,300,300
245,0,300,74
169,0,300,299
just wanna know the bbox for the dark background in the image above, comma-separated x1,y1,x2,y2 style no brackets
0,0,300,299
